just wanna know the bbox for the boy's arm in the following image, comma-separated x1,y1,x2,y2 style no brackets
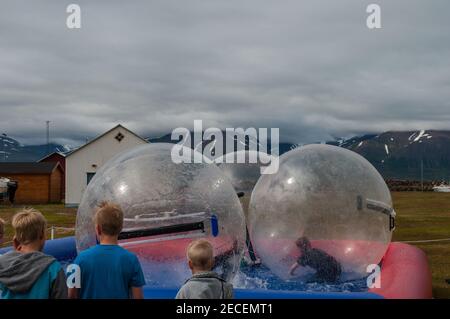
129,254,145,299
67,256,82,299
225,284,234,299
175,285,187,299
289,262,300,276
131,286,143,299
51,269,68,299
68,287,79,299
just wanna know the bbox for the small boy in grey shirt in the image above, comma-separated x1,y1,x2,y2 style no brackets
176,239,233,299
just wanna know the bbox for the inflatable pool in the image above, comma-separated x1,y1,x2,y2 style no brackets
0,236,432,299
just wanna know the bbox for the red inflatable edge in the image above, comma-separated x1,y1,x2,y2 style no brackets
370,242,433,299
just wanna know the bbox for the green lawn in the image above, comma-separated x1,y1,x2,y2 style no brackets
391,192,450,299
0,204,76,247
1,192,449,298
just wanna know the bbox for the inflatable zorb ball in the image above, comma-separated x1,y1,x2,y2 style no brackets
248,144,395,280
76,143,246,287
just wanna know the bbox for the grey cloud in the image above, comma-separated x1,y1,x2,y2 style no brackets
1,0,450,146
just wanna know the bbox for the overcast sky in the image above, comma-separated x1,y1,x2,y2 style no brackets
1,0,449,147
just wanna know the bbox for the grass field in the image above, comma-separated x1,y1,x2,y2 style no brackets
0,205,76,247
0,191,449,298
391,192,450,299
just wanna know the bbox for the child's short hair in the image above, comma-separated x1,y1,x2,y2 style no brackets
12,208,46,245
94,201,123,236
187,239,214,270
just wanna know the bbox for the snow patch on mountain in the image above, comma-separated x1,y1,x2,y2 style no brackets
413,130,428,142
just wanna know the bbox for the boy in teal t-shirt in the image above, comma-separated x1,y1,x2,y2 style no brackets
69,202,145,299
0,209,67,299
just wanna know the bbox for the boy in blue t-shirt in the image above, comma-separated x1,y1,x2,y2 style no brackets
69,202,145,299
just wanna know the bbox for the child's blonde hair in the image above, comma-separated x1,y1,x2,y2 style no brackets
12,208,46,245
187,239,214,270
94,201,123,236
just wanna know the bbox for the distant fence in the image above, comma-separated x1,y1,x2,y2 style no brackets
49,226,75,240
386,179,441,192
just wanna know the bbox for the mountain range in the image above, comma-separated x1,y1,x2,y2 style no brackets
341,130,450,180
2,130,450,181
0,134,70,162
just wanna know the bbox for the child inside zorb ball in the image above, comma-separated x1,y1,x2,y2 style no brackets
248,144,395,282
289,237,342,283
75,143,246,287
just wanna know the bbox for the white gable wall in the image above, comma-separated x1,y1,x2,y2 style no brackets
65,126,148,207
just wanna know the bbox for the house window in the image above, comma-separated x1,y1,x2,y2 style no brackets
86,172,96,185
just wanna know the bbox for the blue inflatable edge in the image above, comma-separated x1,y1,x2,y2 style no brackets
0,236,382,299
142,287,381,299
0,236,78,261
